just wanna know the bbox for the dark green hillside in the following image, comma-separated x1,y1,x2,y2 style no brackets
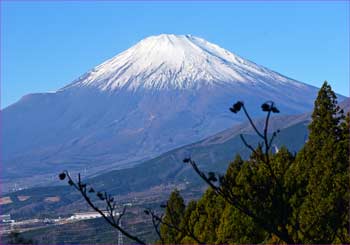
1,118,309,218
89,120,308,194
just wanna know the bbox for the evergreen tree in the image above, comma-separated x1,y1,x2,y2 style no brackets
159,189,185,243
287,81,349,243
191,189,225,243
159,81,349,244
216,203,267,244
63,80,349,244
178,200,198,243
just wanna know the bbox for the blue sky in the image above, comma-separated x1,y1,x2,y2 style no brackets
1,1,349,108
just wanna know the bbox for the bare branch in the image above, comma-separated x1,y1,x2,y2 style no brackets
149,208,205,244
240,134,259,155
146,209,164,244
117,205,127,225
62,171,146,245
241,104,264,139
182,101,298,243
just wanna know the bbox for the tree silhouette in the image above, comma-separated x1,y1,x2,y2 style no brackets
162,81,349,243
59,81,349,244
58,172,146,244
179,100,299,243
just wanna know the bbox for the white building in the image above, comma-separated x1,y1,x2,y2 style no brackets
0,214,14,223
67,211,117,221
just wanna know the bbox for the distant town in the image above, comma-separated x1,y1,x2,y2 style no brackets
0,205,131,235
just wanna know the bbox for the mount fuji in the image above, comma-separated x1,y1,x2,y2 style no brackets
2,34,336,189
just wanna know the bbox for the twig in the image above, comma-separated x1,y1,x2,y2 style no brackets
62,171,146,245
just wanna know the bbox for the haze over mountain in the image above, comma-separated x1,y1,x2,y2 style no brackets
3,34,337,189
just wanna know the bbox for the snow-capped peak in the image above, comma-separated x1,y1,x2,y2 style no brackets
63,34,302,91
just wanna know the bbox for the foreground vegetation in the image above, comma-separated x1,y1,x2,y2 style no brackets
158,82,349,244
59,82,349,244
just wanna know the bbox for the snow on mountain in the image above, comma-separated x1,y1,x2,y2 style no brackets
63,34,307,91
2,34,342,190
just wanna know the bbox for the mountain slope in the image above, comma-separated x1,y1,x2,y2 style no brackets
1,112,310,218
2,34,339,189
2,98,349,217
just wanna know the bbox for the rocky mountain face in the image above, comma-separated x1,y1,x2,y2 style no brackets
3,34,335,189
